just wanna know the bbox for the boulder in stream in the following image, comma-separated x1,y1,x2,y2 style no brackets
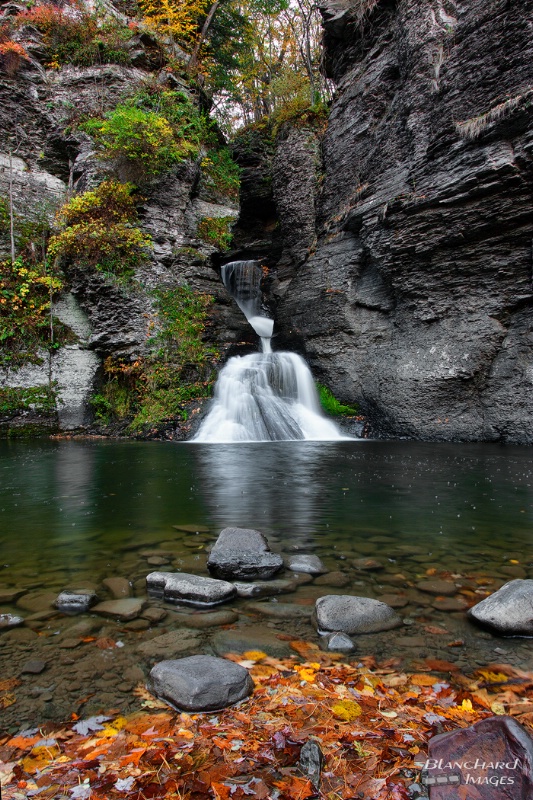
146,571,236,606
150,655,254,711
468,579,533,635
315,595,403,634
55,589,97,614
207,527,283,581
288,554,327,575
424,715,533,799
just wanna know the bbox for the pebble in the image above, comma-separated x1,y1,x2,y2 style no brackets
0,613,24,629
173,609,239,629
17,591,58,613
376,594,409,609
352,558,383,571
287,555,327,575
137,629,201,659
211,625,293,658
314,571,350,587
146,556,170,566
140,607,168,623
432,597,467,612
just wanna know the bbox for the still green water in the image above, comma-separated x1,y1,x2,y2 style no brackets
1,438,532,576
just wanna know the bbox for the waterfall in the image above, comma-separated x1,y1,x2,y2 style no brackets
193,261,349,443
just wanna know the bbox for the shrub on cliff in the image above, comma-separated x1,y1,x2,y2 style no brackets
81,87,211,178
49,181,151,279
196,216,234,250
14,2,133,67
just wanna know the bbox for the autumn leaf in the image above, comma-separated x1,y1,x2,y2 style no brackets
331,700,362,721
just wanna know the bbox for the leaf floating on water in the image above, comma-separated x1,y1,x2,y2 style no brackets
132,684,168,709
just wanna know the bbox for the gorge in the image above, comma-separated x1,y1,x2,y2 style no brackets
0,0,531,443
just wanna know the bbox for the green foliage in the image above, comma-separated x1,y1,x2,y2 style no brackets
197,216,234,250
0,258,64,366
317,383,359,416
81,90,209,179
0,385,57,415
49,181,151,280
14,4,133,68
92,287,219,431
0,196,9,233
201,148,240,200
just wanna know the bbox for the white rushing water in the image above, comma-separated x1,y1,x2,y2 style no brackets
193,261,349,443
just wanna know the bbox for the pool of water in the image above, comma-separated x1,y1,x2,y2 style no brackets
1,438,532,731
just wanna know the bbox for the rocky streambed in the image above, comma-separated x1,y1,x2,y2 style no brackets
1,523,533,734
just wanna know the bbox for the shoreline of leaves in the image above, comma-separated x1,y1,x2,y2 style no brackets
2,643,533,800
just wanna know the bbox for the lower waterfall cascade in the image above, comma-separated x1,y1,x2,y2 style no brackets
193,261,350,443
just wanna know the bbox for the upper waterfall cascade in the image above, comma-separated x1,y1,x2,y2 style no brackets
193,261,349,443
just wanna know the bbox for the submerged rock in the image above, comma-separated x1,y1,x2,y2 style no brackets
92,597,146,620
207,527,284,581
288,554,327,575
416,579,457,596
55,589,97,614
146,571,236,607
102,577,131,599
0,613,24,629
150,655,254,711
211,625,293,658
137,629,201,658
315,595,403,634
323,632,356,652
233,578,297,598
468,579,533,635
426,716,533,799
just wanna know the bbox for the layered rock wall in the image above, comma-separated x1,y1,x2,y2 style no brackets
276,0,533,442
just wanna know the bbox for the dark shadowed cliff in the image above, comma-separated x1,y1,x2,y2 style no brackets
272,0,533,442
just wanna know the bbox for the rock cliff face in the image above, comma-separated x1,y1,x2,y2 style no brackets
276,0,533,442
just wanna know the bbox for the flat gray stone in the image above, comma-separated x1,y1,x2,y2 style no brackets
0,613,24,629
17,591,57,613
0,587,24,603
245,601,313,619
150,655,254,711
288,555,327,575
468,579,533,635
55,589,97,614
173,609,238,628
141,607,168,623
417,579,457,596
207,527,283,581
137,629,201,658
102,577,131,599
315,595,403,635
325,632,356,652
211,625,293,658
92,597,146,620
234,578,297,598
146,571,236,607
21,659,47,674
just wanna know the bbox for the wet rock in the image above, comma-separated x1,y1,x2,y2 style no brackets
288,554,327,575
102,577,131,599
55,589,97,614
417,580,458,596
211,625,292,658
299,740,324,788
314,571,350,587
245,601,313,619
500,565,527,579
21,659,47,675
207,527,283,581
17,591,58,613
432,597,468,612
172,524,210,533
234,578,296,598
137,629,201,659
124,618,151,631
0,587,24,603
173,554,207,571
175,609,239,629
146,571,236,607
399,636,428,648
376,594,409,609
426,716,533,799
0,613,24,629
324,632,356,652
92,597,146,621
3,628,38,642
140,607,168,623
146,556,170,566
315,595,403,635
150,655,254,711
352,558,384,571
468,579,533,635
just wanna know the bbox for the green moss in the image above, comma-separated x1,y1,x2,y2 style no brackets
201,148,241,200
197,216,234,250
317,383,359,416
0,385,57,416
92,286,219,432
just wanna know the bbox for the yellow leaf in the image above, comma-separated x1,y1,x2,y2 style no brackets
298,668,317,682
102,716,128,735
331,700,362,722
491,701,506,715
243,650,267,661
461,699,473,712
410,674,436,687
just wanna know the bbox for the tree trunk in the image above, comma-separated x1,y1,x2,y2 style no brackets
188,0,221,72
